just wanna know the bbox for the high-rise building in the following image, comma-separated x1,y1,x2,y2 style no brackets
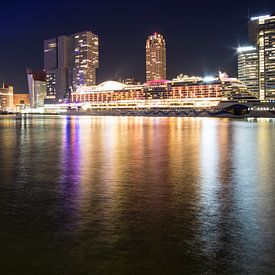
27,69,47,108
146,33,166,81
44,38,58,100
71,31,99,88
44,30,99,103
237,46,259,97
55,36,70,102
249,14,275,100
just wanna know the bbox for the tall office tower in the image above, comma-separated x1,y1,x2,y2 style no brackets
249,14,275,100
56,36,70,102
44,30,99,103
44,38,57,100
26,69,47,108
71,31,99,89
237,46,259,97
146,33,166,81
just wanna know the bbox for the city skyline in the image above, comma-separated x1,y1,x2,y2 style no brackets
0,0,274,92
1,3,275,273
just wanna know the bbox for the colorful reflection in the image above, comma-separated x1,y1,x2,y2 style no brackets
1,116,274,273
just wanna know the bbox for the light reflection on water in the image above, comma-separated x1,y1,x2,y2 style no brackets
0,116,274,274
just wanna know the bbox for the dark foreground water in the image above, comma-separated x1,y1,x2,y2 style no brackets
0,115,274,274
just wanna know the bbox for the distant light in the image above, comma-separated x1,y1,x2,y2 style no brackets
251,15,270,21
203,76,216,82
237,46,256,53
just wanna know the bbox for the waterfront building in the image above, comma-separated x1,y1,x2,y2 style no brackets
249,14,275,100
44,30,99,102
146,33,166,81
13,94,30,111
0,84,14,111
237,46,259,98
27,69,47,108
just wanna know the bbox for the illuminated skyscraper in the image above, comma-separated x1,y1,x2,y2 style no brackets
71,31,99,89
44,38,58,100
44,30,99,103
237,46,259,97
146,33,166,81
249,14,275,100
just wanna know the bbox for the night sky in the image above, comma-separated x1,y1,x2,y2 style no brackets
0,0,274,92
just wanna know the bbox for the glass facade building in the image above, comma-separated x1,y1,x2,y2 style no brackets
44,30,99,103
249,15,275,100
72,32,99,89
237,46,259,98
26,69,47,108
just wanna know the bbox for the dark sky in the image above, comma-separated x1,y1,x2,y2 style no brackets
0,0,274,92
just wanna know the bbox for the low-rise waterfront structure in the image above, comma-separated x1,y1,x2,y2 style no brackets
0,84,14,112
13,93,30,111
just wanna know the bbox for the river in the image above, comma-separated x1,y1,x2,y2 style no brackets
0,115,274,274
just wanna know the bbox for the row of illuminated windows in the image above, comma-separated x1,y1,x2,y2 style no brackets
72,90,222,102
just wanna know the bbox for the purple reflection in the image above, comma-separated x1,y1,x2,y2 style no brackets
58,116,82,231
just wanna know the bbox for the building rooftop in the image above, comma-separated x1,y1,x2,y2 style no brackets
237,46,257,53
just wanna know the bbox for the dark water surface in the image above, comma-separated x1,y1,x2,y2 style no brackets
0,115,274,274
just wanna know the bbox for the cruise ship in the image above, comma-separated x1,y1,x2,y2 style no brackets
43,72,275,118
